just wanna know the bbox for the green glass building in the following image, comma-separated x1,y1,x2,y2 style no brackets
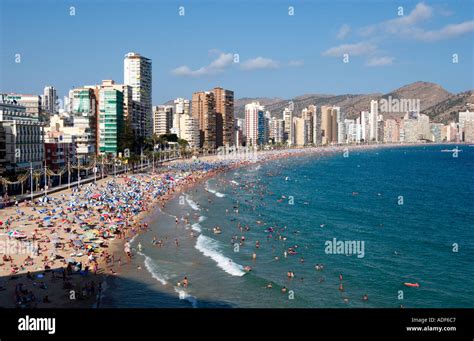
99,89,124,156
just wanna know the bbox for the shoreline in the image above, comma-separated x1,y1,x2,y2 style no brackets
0,142,458,308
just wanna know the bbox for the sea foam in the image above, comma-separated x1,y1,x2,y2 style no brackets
185,194,200,211
195,235,245,277
139,251,168,285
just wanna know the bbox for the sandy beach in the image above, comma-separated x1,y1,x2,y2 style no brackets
0,143,431,308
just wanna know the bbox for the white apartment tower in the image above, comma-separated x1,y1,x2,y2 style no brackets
153,105,173,136
42,86,57,115
172,98,190,137
124,52,152,140
245,102,265,146
369,100,378,142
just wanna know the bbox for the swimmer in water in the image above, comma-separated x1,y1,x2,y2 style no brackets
362,294,369,301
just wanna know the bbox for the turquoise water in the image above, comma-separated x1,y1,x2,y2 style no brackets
105,145,474,308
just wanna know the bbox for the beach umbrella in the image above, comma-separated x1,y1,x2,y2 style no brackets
7,230,27,239
72,240,83,247
91,193,102,199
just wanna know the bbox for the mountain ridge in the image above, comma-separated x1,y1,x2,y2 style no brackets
163,82,473,123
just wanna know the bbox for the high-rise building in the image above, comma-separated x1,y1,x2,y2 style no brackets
5,93,42,120
463,121,474,142
70,87,97,157
347,120,362,143
42,86,57,116
283,107,292,140
369,100,379,142
272,118,285,144
172,98,190,137
99,88,124,156
84,80,132,155
401,112,431,142
458,110,474,142
429,123,444,143
0,94,44,173
334,107,346,144
321,106,340,144
192,91,216,149
153,105,173,136
294,117,310,146
212,87,234,147
235,118,245,146
124,52,152,140
245,102,266,146
180,115,200,149
384,119,401,143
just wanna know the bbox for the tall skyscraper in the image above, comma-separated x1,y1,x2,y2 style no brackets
99,88,124,156
42,86,57,115
192,91,216,149
124,52,152,141
272,118,285,144
335,107,346,144
369,100,378,142
308,105,321,145
212,87,234,147
321,106,332,145
245,102,266,146
294,117,310,146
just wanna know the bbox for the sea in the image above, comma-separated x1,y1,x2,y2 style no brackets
100,144,474,308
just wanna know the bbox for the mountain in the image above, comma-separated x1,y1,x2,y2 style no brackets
163,81,472,123
421,90,474,123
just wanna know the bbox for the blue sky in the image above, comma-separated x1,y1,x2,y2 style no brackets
1,0,473,104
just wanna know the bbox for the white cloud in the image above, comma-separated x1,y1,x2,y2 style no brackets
366,56,394,67
410,20,474,42
358,2,473,42
171,52,234,77
322,42,377,57
241,57,280,70
336,24,351,39
288,59,304,67
386,2,433,29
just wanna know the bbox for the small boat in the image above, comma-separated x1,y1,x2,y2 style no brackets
404,282,420,287
213,227,222,234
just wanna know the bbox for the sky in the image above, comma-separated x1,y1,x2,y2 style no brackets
0,0,473,105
